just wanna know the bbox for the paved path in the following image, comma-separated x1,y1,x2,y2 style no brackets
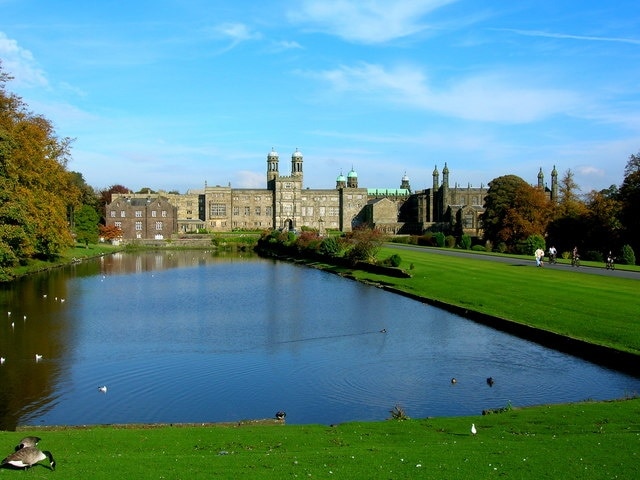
386,243,640,280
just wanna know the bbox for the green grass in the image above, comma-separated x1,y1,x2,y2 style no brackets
1,398,638,479
350,246,640,355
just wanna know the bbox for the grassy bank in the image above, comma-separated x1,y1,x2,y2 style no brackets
1,398,638,479
339,246,640,357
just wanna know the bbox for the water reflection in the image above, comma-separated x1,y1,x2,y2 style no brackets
0,250,638,430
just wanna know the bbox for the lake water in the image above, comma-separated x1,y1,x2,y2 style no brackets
0,250,638,430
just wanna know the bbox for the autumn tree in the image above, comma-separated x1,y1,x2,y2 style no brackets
480,175,529,250
0,63,81,267
501,183,553,250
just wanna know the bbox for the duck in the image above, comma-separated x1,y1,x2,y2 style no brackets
1,447,55,470
275,411,286,420
98,386,107,393
15,436,40,451
486,377,494,387
0,357,5,365
35,354,43,362
450,377,457,384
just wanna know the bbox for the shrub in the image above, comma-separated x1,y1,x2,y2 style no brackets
524,234,545,255
484,240,493,252
496,242,507,253
585,250,603,262
387,254,402,267
621,244,636,265
417,233,434,246
471,245,485,252
318,236,340,257
460,234,472,250
445,235,456,248
434,232,445,247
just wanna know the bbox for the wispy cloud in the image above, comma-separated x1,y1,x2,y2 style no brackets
302,62,580,123
0,32,48,87
209,22,262,53
497,28,640,46
287,0,458,44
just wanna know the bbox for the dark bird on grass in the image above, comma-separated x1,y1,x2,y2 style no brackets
1,447,55,470
275,411,286,420
15,436,40,451
486,377,494,387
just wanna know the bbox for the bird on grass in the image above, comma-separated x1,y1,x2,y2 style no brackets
1,447,55,470
15,436,40,451
471,424,477,435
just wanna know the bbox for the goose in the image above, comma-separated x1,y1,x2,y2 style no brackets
0,357,5,365
98,385,107,393
35,354,43,362
1,447,55,470
15,436,40,451
471,423,477,435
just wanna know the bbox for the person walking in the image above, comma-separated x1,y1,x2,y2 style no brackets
535,248,545,267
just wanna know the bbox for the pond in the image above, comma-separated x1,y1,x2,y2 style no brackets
0,250,638,430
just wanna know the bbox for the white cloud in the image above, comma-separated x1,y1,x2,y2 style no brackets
304,62,580,123
209,22,262,52
0,32,48,87
496,28,640,46
288,0,458,44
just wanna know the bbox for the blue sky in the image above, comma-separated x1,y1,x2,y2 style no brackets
2,0,639,194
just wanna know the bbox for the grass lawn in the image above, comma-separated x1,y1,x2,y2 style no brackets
0,398,638,479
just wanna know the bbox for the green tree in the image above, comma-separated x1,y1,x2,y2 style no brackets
74,204,100,246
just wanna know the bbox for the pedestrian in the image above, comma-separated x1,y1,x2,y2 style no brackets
548,245,557,264
535,248,545,267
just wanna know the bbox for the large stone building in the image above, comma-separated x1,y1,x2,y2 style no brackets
105,148,558,241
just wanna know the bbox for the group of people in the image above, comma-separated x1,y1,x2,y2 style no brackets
534,245,578,267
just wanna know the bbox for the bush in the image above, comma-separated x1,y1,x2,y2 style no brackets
387,254,402,267
585,250,603,262
417,233,434,246
318,236,341,257
445,235,456,248
460,234,472,250
471,245,485,251
434,232,445,247
621,244,636,265
496,242,507,253
524,234,546,256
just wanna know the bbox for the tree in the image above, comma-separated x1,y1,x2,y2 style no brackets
0,63,81,265
583,187,622,254
619,152,640,255
74,204,100,246
546,170,588,252
345,226,386,263
99,224,123,242
500,183,553,248
481,175,529,250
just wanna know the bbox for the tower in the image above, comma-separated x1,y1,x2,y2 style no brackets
551,165,558,203
538,167,544,189
336,171,346,189
267,148,279,190
347,167,358,188
291,148,303,178
400,172,411,192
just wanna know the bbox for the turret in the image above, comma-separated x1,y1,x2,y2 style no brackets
551,165,558,202
538,167,544,189
291,148,303,178
347,167,358,188
400,172,411,192
336,171,346,189
267,148,279,189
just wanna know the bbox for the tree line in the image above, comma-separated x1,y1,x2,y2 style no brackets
1,61,638,280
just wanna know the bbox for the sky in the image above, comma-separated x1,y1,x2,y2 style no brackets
1,0,639,194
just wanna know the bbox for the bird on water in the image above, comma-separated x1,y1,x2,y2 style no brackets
486,377,494,387
15,436,40,451
1,447,55,470
98,386,107,393
275,411,286,420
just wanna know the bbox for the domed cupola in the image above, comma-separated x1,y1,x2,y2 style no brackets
347,167,358,188
400,171,411,192
291,148,303,176
336,171,347,189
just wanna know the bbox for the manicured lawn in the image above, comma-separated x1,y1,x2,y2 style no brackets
1,398,638,479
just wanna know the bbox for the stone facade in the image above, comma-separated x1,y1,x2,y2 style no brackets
104,148,558,241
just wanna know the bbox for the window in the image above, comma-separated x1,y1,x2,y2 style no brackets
110,211,116,218
255,206,261,216
156,221,163,231
244,206,250,216
135,221,143,231
162,210,167,217
265,206,272,216
210,204,226,217
135,211,142,218
151,211,157,218
114,222,122,229
233,206,239,216
120,211,126,217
